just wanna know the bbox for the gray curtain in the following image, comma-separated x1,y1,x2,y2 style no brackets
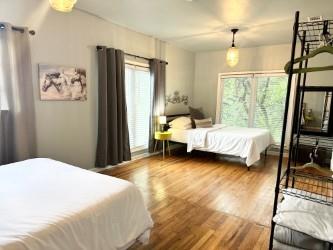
148,59,167,153
95,46,131,167
0,23,36,165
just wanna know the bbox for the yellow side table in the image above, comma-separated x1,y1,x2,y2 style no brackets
154,131,172,159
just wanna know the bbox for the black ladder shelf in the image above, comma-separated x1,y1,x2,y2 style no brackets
269,11,333,250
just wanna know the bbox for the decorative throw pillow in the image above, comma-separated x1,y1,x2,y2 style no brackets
194,118,213,128
189,106,205,128
169,116,192,130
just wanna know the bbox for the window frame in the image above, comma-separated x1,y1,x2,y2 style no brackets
216,70,296,146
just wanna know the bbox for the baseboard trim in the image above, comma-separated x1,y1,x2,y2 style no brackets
90,150,162,173
90,143,285,173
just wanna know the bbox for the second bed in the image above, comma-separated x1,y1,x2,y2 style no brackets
169,123,272,167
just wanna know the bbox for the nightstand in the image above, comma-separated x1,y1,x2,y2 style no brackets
154,131,172,159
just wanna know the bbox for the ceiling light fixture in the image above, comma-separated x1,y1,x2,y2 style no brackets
49,0,77,13
226,28,239,67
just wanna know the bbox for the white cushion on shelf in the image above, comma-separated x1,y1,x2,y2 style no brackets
273,191,333,243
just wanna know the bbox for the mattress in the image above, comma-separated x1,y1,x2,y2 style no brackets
0,158,153,250
170,124,272,166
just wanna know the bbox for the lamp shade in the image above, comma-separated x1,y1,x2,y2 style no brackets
49,0,77,12
226,46,239,67
159,116,167,125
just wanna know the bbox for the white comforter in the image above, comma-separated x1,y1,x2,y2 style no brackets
274,192,333,243
0,158,153,250
187,124,272,166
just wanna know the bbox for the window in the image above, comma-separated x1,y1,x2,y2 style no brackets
220,76,252,127
125,64,152,152
0,41,8,111
216,72,288,144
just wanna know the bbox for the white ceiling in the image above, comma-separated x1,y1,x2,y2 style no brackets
76,0,333,52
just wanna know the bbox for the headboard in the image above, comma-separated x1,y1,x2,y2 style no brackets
166,113,190,123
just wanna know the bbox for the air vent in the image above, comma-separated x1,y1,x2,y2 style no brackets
307,16,323,22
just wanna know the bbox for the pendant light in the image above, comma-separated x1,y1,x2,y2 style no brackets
226,28,240,67
49,0,77,13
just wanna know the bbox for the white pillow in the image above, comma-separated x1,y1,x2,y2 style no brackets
169,116,192,130
194,118,213,128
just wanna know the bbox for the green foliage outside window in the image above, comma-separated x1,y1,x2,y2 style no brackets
254,76,288,143
221,75,288,144
221,77,251,127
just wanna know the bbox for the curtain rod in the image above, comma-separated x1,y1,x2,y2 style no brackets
0,23,35,35
96,46,168,65
13,27,36,35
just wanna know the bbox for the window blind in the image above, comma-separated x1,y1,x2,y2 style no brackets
221,76,251,127
0,46,8,110
125,64,151,152
254,76,288,144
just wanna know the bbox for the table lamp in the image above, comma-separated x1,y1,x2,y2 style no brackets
159,116,167,132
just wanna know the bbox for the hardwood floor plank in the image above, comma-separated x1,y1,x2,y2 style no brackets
102,153,277,249
253,227,271,250
235,223,265,250
189,228,215,250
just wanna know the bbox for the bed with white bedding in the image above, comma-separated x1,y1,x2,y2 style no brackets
0,158,153,250
169,124,272,167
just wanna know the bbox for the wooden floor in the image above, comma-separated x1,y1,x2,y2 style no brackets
102,152,278,250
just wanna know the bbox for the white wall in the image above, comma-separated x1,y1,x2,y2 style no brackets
0,0,195,169
165,44,195,115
